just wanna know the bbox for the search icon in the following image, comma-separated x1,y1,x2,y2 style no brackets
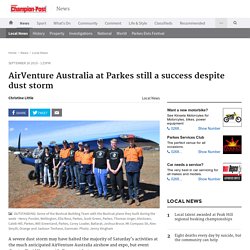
233,21,237,25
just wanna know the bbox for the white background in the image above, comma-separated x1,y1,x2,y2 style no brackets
1,38,249,249
0,1,250,249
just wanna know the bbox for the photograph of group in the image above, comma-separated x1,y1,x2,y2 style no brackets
9,120,160,208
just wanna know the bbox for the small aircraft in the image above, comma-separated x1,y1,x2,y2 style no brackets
16,133,159,180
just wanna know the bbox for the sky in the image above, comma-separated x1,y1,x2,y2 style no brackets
9,120,159,147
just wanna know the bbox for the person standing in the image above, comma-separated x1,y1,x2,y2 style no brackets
124,135,143,206
32,141,44,186
67,142,76,189
52,144,60,187
76,143,95,197
107,139,126,203
57,140,71,189
43,147,53,187
93,139,109,200
74,142,84,190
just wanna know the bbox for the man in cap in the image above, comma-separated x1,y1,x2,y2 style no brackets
76,143,95,196
57,140,71,188
124,135,143,206
107,139,126,203
32,141,44,185
74,142,84,190
93,139,109,200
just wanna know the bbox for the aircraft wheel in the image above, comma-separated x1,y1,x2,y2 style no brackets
28,170,37,180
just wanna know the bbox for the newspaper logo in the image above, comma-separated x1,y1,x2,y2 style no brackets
223,135,242,154
223,163,242,181
223,108,242,127
11,5,47,13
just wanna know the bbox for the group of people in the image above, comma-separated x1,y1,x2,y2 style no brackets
32,135,144,206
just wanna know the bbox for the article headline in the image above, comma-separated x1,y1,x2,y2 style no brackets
8,71,225,90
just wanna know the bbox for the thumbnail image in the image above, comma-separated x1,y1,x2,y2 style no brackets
223,135,242,154
9,121,160,208
223,108,242,127
223,163,242,181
